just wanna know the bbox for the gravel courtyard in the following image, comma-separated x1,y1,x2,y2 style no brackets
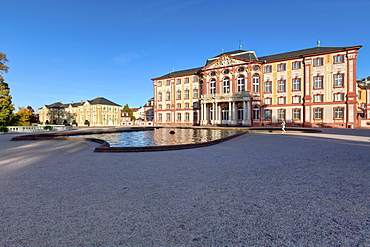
0,128,369,246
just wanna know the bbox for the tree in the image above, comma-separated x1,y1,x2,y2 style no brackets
16,107,33,124
123,104,136,121
0,53,14,126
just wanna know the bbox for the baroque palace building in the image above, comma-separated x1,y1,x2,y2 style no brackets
152,45,369,128
39,97,122,126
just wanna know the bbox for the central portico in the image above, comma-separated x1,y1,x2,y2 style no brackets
199,50,262,127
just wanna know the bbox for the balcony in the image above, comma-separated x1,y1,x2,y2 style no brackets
201,91,251,103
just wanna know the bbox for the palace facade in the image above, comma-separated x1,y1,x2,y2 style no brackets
152,45,368,128
39,97,122,126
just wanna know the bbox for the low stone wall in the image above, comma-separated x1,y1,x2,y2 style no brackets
7,125,73,133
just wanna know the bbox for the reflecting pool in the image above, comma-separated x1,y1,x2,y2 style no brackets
73,128,244,147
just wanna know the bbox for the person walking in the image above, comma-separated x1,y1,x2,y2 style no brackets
281,121,286,133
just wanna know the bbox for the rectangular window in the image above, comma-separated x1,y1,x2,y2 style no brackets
278,109,286,120
185,113,190,121
265,98,272,105
176,91,181,100
193,102,198,108
265,81,272,93
334,93,344,101
334,74,344,87
278,97,286,104
210,80,216,94
157,81,162,87
292,96,301,103
265,110,272,120
166,113,171,121
158,105,162,110
166,92,170,100
253,75,260,93
358,91,362,100
277,63,286,71
166,80,171,85
176,79,181,84
265,66,272,73
314,76,323,89
278,80,286,92
314,58,323,66
314,108,323,119
314,94,323,102
293,78,301,91
185,103,189,108
184,78,189,83
177,113,181,121
158,93,162,101
166,104,170,109
185,90,189,99
293,109,301,120
177,103,181,109
193,76,199,82
334,55,344,63
158,114,162,121
293,61,301,69
334,108,343,119
193,89,198,98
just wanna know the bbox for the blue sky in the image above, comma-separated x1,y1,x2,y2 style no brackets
2,0,370,112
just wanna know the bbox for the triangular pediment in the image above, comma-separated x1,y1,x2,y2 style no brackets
205,55,247,70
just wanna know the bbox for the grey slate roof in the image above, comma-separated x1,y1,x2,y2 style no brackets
153,67,202,80
153,45,362,79
87,97,121,107
205,50,259,65
46,102,64,108
42,97,121,109
357,76,370,89
258,46,362,62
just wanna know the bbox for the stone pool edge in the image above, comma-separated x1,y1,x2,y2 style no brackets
10,127,321,153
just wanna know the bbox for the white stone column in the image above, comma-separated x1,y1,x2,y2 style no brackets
243,101,247,120
247,101,251,120
215,102,219,123
201,103,205,125
229,101,232,121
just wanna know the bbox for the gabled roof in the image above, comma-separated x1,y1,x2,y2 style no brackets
45,102,64,108
87,97,121,107
357,76,370,89
259,46,362,62
152,67,202,80
70,102,84,107
205,50,258,65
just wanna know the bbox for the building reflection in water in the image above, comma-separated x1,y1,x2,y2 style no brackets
73,128,243,147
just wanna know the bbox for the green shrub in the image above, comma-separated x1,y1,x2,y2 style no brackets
0,126,9,133
84,120,90,127
43,126,53,131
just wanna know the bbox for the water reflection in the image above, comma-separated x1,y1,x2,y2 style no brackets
73,128,243,147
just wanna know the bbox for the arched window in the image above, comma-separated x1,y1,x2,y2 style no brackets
223,77,230,93
210,79,216,94
238,106,243,120
253,105,260,120
253,74,260,93
237,75,245,92
222,106,229,120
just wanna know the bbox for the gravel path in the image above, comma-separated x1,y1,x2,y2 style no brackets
1,129,369,246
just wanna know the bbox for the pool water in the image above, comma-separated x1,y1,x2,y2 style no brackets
73,128,244,147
